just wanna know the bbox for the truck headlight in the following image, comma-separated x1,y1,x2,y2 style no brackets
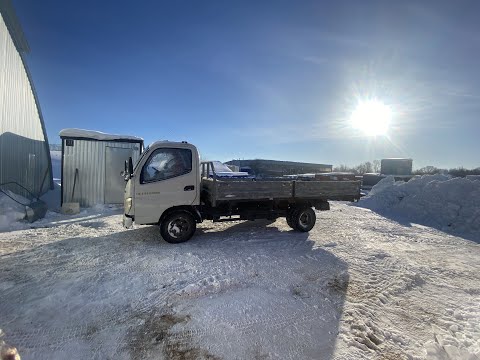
125,197,133,213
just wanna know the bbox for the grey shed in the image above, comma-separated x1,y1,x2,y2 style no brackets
60,129,143,207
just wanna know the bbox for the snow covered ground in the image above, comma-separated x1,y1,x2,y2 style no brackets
0,203,479,360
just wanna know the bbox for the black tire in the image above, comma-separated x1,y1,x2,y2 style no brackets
160,211,196,243
292,207,316,232
286,209,297,229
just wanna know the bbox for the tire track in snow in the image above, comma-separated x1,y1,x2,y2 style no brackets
318,204,480,359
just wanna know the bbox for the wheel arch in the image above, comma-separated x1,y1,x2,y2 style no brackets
159,205,202,225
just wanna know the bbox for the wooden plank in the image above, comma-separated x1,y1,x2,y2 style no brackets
215,180,293,200
201,179,360,202
295,181,360,199
201,179,216,204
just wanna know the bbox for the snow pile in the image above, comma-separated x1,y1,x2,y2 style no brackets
358,175,480,236
0,191,28,231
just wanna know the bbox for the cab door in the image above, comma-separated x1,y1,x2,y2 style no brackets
134,147,198,224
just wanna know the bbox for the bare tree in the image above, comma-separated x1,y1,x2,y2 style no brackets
333,164,354,173
413,166,440,175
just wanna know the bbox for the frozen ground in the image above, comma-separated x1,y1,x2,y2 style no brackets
0,203,479,360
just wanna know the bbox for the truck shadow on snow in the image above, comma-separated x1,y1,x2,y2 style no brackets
193,218,303,241
0,220,350,360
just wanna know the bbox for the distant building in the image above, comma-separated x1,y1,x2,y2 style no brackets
380,158,413,175
362,158,414,188
0,0,53,198
226,159,332,178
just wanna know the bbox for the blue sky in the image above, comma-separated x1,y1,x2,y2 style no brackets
14,0,480,168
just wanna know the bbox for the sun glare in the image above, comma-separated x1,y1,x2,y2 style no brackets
350,100,392,136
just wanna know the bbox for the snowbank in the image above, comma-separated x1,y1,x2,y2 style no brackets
358,175,480,237
0,191,28,231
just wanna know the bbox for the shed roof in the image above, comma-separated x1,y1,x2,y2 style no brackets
59,128,143,143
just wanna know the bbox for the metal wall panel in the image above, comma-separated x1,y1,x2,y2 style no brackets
0,11,52,198
62,139,141,207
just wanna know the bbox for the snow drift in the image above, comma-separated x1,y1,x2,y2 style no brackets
358,175,480,238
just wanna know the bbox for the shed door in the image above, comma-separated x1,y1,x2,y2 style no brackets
105,147,133,204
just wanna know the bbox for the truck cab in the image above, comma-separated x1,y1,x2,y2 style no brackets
124,141,200,231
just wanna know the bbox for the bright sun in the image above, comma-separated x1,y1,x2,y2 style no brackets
350,100,392,136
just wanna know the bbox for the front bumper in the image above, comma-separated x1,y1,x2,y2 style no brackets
123,214,134,228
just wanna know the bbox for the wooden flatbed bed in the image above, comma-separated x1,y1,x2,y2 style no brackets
201,178,361,205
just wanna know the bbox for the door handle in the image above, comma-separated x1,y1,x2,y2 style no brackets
184,185,195,191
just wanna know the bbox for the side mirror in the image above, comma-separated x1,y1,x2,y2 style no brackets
121,161,127,177
123,158,134,181
128,157,134,177
122,160,128,180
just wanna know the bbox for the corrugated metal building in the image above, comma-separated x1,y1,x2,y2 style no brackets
0,0,53,198
60,129,143,207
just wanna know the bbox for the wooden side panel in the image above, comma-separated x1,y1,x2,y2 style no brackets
201,179,361,203
201,179,216,204
214,180,293,200
295,181,361,199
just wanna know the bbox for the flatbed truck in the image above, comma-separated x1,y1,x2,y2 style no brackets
123,141,361,243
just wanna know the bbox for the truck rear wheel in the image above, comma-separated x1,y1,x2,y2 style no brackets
292,207,316,232
286,209,297,229
160,211,196,243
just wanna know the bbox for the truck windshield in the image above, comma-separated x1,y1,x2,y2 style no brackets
141,148,192,183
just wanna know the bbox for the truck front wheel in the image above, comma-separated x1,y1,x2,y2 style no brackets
292,207,316,232
160,211,196,243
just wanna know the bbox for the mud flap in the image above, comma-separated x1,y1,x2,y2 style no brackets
315,201,330,211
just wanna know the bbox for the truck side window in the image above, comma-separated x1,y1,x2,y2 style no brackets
141,148,192,183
